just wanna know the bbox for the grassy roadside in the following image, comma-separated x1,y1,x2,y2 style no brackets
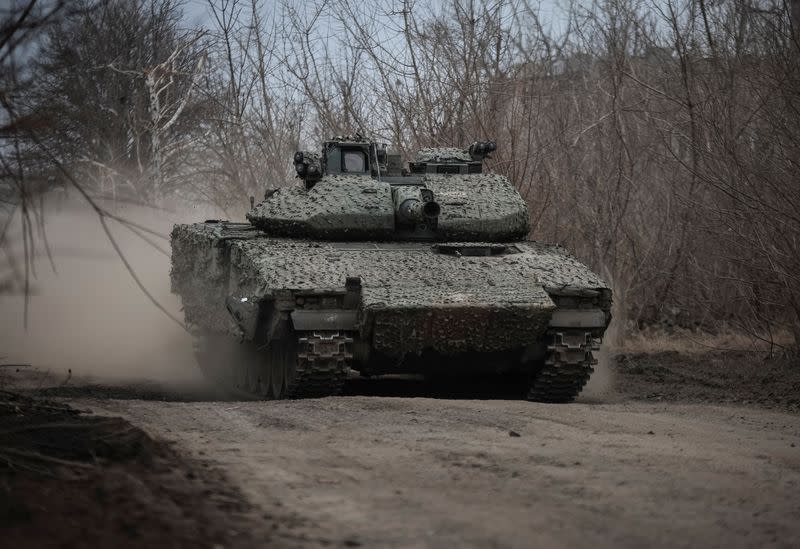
612,331,799,412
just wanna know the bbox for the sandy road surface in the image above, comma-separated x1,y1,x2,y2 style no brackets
78,391,800,549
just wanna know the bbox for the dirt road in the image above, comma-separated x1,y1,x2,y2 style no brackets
78,386,800,549
4,198,798,547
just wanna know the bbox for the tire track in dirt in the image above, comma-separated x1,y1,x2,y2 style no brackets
78,396,800,549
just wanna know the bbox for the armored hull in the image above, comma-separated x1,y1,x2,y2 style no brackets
170,136,612,402
171,222,611,402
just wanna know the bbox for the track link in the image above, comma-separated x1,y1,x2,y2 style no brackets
191,327,352,400
527,330,598,403
286,331,352,398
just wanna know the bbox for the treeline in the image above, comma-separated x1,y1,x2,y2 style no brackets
2,0,799,347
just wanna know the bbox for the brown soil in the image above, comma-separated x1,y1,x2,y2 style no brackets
2,349,799,548
0,391,272,549
614,350,800,412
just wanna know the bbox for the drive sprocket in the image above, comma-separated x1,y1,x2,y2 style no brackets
527,330,598,403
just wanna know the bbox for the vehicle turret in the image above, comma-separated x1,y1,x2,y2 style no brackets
246,135,529,241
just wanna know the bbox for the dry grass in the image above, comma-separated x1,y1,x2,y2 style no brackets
616,328,795,356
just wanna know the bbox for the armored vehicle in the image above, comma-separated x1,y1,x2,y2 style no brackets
170,135,611,402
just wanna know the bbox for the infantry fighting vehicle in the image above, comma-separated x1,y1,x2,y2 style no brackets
170,135,611,402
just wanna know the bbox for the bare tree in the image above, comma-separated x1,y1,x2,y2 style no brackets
29,0,207,203
4,0,799,346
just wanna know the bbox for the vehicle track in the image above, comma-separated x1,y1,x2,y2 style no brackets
78,394,800,549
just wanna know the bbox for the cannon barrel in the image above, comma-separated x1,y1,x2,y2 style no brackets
393,186,441,225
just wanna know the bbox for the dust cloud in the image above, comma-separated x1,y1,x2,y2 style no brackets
0,190,225,383
1,190,618,398
581,320,618,401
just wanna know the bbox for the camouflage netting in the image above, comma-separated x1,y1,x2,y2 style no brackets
519,242,610,289
247,176,395,239
246,173,529,241
170,223,259,333
233,238,557,354
415,147,473,162
171,223,611,355
173,135,611,358
424,174,529,240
